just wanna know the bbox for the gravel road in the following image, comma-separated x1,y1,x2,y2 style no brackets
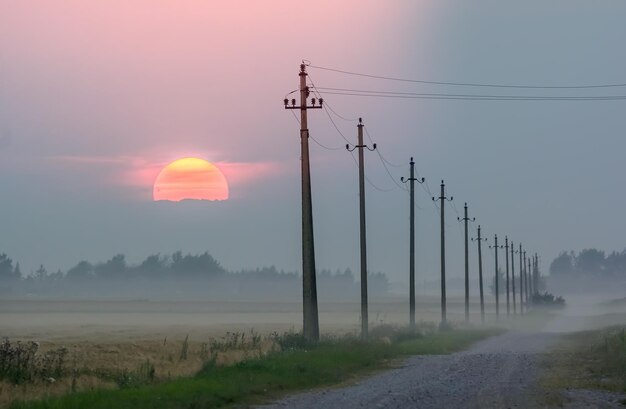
259,331,556,409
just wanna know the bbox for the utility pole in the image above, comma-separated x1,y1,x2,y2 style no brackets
504,236,510,316
523,250,529,308
472,226,488,324
432,181,453,328
284,63,323,341
527,256,533,305
534,253,539,295
401,158,424,331
518,244,524,314
458,203,475,324
346,118,376,339
511,241,517,315
489,235,502,318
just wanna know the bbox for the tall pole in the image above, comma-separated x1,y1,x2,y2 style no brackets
432,181,452,327
534,253,539,295
490,235,501,318
505,236,510,316
458,203,474,324
473,226,487,324
346,118,376,339
284,63,322,341
519,244,524,314
401,158,424,331
511,241,516,315
523,250,528,308
527,256,535,304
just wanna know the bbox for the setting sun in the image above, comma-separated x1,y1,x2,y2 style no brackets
153,158,229,202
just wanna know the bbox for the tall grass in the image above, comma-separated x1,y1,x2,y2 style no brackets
9,327,502,409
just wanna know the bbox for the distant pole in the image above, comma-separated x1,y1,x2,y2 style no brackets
534,253,539,295
504,236,510,316
401,158,424,331
457,203,475,324
284,63,322,341
523,250,529,308
346,118,376,339
519,244,524,314
528,257,535,305
511,241,517,315
489,235,502,318
473,226,488,324
432,181,453,327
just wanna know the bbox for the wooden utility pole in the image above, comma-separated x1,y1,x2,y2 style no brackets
523,250,529,307
504,236,510,316
433,181,452,327
401,158,424,331
527,256,533,304
284,63,322,341
458,203,474,323
511,241,517,315
518,244,524,314
489,235,502,318
534,253,539,295
473,225,487,324
346,118,376,339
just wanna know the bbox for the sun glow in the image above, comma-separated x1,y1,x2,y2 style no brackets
153,158,229,202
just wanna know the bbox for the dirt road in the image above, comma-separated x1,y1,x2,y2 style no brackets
260,331,556,409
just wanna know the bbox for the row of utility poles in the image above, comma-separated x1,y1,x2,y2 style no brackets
285,64,542,341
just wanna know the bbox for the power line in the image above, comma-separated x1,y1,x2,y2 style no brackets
309,64,626,89
315,89,626,101
363,127,403,168
349,150,394,193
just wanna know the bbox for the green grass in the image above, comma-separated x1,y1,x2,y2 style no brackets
10,328,502,409
540,325,626,405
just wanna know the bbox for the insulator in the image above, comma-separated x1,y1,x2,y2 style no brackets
311,98,316,105
319,98,323,106
291,99,296,106
284,99,288,106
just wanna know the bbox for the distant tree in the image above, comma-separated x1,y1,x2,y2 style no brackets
0,254,19,281
34,265,47,281
94,254,127,280
170,251,225,278
605,250,626,277
66,261,94,280
575,248,605,275
550,251,574,277
134,254,168,278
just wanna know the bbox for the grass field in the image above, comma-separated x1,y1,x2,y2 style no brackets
541,322,626,405
7,328,501,409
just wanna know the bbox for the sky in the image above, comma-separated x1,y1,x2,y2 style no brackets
1,1,625,289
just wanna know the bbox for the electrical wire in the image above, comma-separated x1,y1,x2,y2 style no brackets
363,127,404,168
348,151,394,192
288,110,342,151
316,89,626,101
309,64,626,89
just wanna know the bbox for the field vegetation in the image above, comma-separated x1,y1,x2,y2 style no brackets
4,325,501,409
542,324,626,405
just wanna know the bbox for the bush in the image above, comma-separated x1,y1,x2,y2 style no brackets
531,292,566,308
0,339,67,384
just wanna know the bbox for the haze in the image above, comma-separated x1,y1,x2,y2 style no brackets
1,1,625,287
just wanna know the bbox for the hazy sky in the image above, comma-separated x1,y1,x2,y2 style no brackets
1,1,625,288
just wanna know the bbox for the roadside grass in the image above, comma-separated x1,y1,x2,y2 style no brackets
541,325,626,405
10,327,502,409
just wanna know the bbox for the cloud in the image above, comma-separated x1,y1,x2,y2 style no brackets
48,154,285,199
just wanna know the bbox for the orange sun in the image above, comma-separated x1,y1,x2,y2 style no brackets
153,158,229,202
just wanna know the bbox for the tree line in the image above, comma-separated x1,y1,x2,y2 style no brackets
0,251,389,298
549,248,626,278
